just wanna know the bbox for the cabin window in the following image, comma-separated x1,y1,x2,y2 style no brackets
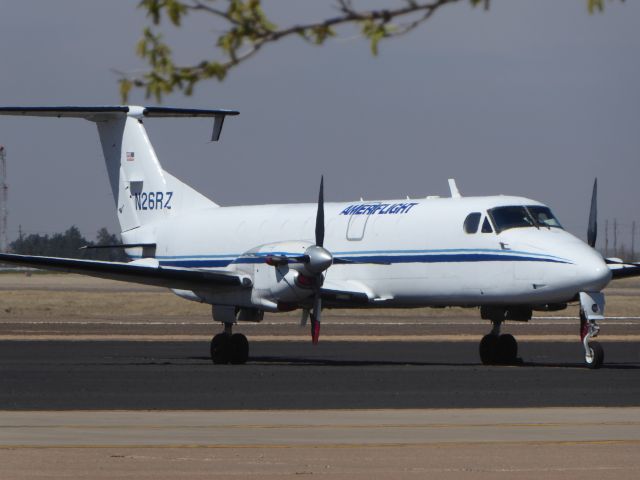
481,217,494,233
463,212,481,234
527,206,563,229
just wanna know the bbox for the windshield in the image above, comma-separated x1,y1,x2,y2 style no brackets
527,206,563,229
489,206,535,233
489,205,563,233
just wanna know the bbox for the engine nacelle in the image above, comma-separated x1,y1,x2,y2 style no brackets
234,240,317,309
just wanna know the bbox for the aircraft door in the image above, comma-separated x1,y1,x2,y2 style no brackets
346,212,370,241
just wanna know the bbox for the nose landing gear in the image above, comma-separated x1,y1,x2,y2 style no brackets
579,292,605,369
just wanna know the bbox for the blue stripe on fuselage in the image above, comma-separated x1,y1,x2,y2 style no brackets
149,251,571,268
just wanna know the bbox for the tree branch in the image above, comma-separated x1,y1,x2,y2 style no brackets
121,0,621,101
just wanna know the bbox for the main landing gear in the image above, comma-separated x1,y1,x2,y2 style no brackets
210,322,249,365
479,320,519,365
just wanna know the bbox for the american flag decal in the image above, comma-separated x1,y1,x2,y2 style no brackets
126,151,135,161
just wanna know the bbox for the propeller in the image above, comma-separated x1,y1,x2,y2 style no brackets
306,176,331,344
261,177,349,342
587,178,597,248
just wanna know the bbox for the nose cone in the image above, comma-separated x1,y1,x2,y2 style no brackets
577,248,611,292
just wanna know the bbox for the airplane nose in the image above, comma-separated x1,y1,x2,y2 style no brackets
578,250,611,292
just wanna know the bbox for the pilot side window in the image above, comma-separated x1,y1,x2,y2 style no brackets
463,212,481,234
481,217,494,233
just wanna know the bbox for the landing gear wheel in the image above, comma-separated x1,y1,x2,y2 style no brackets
479,334,518,365
210,333,249,364
479,334,499,365
210,333,230,364
229,333,249,364
585,341,604,369
497,334,518,365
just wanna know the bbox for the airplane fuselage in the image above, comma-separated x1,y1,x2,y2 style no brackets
123,194,611,311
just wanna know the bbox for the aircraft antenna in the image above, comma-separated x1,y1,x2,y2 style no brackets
0,145,7,252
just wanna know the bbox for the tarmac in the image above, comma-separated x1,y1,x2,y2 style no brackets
1,340,640,409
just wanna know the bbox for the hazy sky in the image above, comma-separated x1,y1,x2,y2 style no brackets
0,0,638,250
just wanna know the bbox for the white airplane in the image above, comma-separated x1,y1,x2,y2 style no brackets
0,105,637,369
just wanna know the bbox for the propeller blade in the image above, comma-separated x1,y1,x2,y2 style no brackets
315,176,325,248
587,178,598,248
310,294,321,345
300,309,309,327
311,176,326,344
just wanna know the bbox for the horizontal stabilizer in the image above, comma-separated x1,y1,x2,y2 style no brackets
0,105,239,141
0,106,129,118
142,106,239,118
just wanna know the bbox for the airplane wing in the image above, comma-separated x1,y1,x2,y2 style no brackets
320,279,374,307
0,253,251,290
607,258,640,279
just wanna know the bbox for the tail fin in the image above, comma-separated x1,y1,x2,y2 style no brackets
0,106,238,233
95,111,216,232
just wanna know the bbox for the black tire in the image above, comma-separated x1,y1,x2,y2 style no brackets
210,333,230,364
479,334,499,365
585,341,604,369
497,334,518,364
229,333,249,365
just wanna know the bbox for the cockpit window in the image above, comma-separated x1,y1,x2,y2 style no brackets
488,205,563,233
481,217,493,233
463,212,481,234
527,206,563,229
489,206,535,233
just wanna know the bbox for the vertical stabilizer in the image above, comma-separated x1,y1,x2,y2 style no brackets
97,113,215,232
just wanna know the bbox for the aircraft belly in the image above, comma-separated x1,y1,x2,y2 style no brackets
367,261,558,306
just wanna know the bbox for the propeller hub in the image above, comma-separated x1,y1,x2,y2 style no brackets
304,245,333,274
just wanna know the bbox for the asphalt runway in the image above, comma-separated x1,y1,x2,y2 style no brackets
2,340,640,409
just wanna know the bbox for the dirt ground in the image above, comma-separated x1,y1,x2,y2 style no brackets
2,409,640,480
0,273,639,339
1,272,639,319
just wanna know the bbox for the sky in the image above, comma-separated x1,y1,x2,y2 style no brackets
0,0,638,251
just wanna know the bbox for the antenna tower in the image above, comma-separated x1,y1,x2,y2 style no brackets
0,145,7,252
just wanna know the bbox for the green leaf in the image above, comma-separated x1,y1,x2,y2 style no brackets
119,79,133,103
